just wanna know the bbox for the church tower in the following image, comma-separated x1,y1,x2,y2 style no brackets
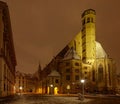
81,9,96,64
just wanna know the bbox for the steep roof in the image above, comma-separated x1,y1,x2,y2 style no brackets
96,41,107,58
63,47,80,60
48,70,60,77
56,45,69,58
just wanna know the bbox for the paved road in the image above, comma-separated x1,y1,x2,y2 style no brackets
0,94,120,104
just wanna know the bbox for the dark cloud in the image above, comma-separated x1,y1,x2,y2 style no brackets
2,0,120,73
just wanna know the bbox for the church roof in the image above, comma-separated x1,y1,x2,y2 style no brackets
96,41,107,58
56,45,69,58
63,47,80,60
48,70,60,77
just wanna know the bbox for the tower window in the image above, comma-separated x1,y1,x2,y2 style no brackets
87,18,90,23
91,18,93,23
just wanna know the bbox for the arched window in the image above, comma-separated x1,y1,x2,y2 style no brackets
87,17,90,23
91,18,93,23
98,64,103,82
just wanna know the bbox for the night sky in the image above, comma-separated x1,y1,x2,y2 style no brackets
2,0,120,73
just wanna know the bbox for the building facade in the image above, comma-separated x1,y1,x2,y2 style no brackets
15,71,38,94
0,1,17,97
37,9,117,94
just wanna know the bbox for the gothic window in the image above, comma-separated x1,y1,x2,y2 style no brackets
98,64,103,82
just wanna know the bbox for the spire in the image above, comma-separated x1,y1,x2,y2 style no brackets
38,62,42,72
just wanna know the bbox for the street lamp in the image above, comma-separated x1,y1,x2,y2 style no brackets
50,84,53,94
66,85,70,94
81,79,85,99
50,84,53,87
19,86,23,95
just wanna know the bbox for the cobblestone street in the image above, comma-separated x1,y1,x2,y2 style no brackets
0,94,120,104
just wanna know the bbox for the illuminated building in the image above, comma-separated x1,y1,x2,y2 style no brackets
37,9,116,94
15,71,37,93
0,1,17,97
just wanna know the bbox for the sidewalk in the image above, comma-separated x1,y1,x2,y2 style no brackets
0,95,16,102
47,93,120,99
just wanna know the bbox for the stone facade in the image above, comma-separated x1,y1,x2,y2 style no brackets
0,1,17,97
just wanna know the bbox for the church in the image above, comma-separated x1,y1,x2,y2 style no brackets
37,9,117,94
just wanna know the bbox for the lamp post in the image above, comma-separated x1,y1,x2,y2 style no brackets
19,86,23,95
66,85,70,94
50,84,53,94
81,79,85,99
